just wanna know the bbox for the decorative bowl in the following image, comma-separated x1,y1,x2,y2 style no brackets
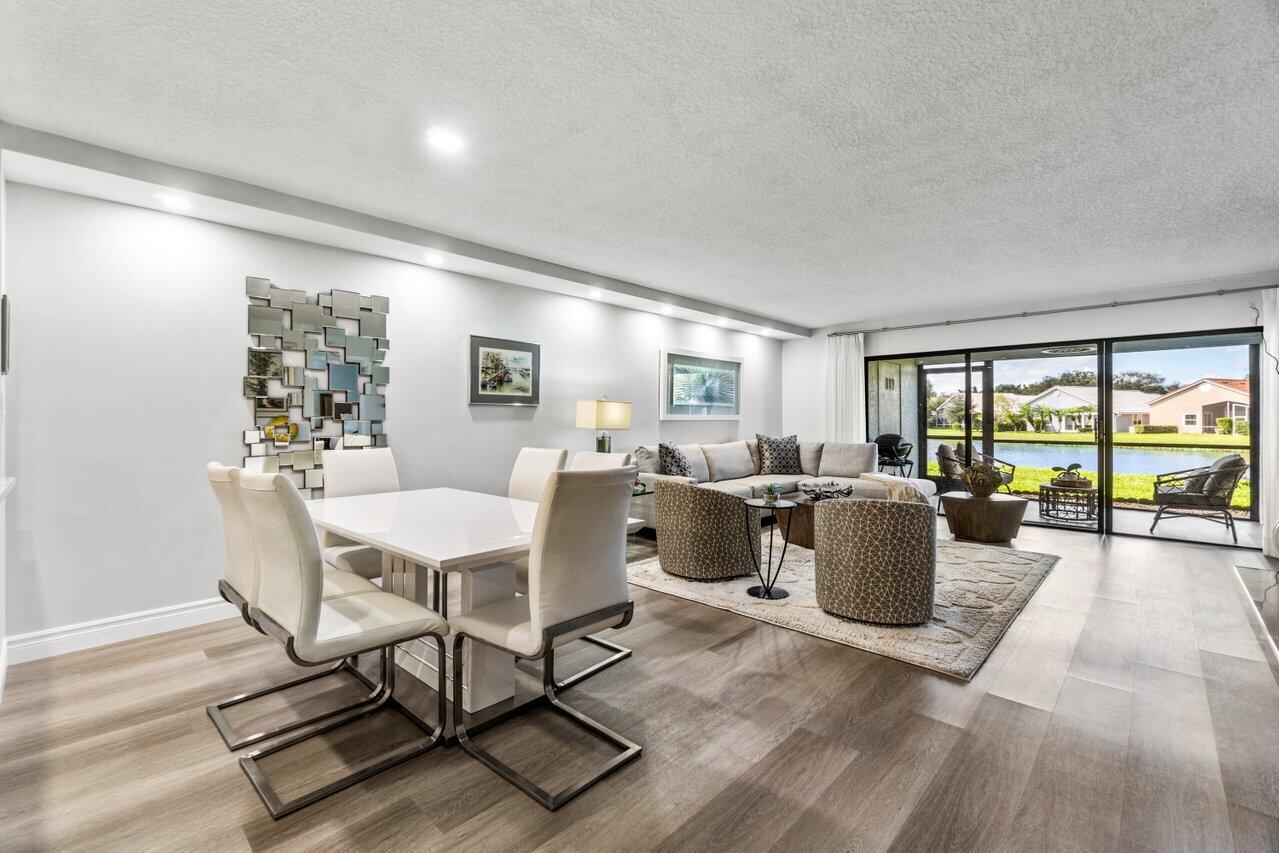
961,462,1002,498
800,480,856,501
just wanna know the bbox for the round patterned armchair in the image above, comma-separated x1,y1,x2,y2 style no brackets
654,480,755,581
813,498,936,625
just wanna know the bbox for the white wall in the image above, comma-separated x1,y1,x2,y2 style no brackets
0,153,8,686
4,184,782,638
783,285,1267,440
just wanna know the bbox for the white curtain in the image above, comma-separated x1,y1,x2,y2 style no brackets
824,332,867,443
1262,290,1279,556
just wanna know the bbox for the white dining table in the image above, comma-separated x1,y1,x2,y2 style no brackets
307,487,644,713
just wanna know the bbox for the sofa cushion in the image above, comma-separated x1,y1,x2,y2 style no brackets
818,442,876,477
634,445,660,474
756,434,802,474
734,474,803,497
659,443,697,481
799,442,824,476
702,440,755,482
697,480,753,499
677,444,711,483
746,438,761,474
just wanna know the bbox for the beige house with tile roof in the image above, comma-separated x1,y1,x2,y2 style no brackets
1145,377,1251,434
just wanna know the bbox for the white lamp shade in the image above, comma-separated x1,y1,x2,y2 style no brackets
576,399,632,430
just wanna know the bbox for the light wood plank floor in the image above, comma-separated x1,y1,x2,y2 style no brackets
3,525,1279,851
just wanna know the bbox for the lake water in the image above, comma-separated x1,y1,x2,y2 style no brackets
931,440,1250,478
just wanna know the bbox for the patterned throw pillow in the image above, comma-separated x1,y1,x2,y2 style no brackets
659,442,697,481
755,434,802,475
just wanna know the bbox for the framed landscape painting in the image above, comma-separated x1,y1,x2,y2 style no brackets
469,335,541,406
660,348,742,420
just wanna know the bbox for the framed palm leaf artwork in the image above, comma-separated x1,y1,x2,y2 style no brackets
660,349,742,420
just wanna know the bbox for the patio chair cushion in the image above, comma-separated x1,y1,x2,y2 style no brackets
1204,454,1246,497
1184,469,1212,493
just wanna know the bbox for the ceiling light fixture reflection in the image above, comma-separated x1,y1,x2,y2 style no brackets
589,289,603,300
424,252,445,266
661,305,673,315
716,318,728,327
155,193,191,211
425,126,465,155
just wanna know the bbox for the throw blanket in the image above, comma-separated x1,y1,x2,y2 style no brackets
860,471,929,504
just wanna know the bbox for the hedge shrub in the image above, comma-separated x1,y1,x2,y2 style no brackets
1216,417,1234,435
1134,424,1179,434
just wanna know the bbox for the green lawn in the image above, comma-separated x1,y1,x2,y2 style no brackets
926,427,1248,448
926,461,1250,510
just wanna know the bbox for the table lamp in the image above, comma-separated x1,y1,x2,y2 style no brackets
576,399,632,452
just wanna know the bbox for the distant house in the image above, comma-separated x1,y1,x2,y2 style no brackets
1020,385,1160,433
1145,378,1250,434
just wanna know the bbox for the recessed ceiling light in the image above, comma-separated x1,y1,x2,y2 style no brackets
155,192,191,211
424,252,444,266
661,305,673,315
760,329,773,336
425,126,465,156
588,289,603,300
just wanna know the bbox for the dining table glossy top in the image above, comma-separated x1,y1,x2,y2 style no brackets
306,487,644,570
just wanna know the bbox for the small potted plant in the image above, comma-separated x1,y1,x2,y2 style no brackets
760,483,782,504
1051,463,1091,488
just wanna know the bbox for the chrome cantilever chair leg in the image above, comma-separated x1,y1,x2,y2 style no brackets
206,656,379,751
238,639,448,820
550,634,632,692
452,627,641,811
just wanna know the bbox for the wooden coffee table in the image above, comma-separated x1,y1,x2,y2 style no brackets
940,492,1028,543
779,494,825,549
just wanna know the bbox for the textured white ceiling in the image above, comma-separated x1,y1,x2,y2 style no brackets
3,0,1277,328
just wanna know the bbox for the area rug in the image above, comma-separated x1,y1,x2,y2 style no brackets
627,537,1058,680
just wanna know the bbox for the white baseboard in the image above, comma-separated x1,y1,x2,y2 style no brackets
0,637,8,706
5,597,239,665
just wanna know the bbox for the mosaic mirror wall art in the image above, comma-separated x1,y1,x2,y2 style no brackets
242,276,389,498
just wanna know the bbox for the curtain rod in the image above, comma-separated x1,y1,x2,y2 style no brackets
828,284,1279,337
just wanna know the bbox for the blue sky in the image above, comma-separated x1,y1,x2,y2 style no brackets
926,346,1249,394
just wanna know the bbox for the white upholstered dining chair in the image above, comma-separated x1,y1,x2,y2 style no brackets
569,450,633,470
507,447,567,503
319,447,400,579
234,470,450,819
450,466,642,810
205,462,381,751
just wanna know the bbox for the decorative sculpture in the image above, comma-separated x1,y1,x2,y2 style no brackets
242,276,389,497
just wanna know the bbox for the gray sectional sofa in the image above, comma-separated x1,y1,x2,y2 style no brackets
631,439,937,529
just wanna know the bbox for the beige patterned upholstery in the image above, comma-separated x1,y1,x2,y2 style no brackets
654,480,754,581
813,498,936,626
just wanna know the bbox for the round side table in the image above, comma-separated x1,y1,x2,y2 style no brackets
743,498,796,600
940,492,1028,543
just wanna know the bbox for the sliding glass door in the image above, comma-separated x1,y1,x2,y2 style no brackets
865,326,1263,548
969,345,1102,532
1105,331,1261,548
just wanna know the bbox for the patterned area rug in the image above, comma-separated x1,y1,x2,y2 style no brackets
627,536,1058,680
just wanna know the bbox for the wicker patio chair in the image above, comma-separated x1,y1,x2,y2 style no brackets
1149,453,1249,543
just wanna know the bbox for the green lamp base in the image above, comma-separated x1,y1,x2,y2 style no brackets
596,434,612,453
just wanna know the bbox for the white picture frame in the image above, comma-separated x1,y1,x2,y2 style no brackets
659,348,743,421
